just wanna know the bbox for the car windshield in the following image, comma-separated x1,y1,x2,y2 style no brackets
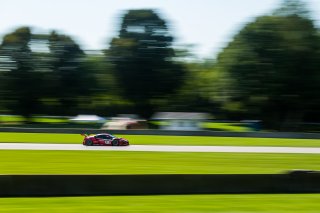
108,134,116,138
97,134,116,139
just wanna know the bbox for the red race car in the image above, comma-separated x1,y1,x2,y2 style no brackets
82,133,129,146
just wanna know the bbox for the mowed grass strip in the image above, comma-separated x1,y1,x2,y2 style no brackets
0,132,319,147
1,194,320,212
1,150,319,174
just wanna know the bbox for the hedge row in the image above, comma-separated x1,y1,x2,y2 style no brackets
1,171,320,197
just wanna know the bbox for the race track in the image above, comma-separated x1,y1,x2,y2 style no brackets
1,143,320,153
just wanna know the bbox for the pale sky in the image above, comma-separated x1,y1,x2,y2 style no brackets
1,0,320,58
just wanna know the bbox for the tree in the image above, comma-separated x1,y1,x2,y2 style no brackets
48,31,89,114
109,9,185,117
161,60,220,113
273,0,309,18
0,28,96,117
215,1,320,129
0,27,43,119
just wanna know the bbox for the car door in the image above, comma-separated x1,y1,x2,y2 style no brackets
97,134,112,145
94,135,106,145
104,134,114,145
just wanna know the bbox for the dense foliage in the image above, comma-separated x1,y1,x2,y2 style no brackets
215,1,320,129
109,9,185,117
0,1,319,130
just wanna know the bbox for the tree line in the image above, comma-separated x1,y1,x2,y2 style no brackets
0,0,319,130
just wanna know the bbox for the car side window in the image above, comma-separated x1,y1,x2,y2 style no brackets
96,135,107,139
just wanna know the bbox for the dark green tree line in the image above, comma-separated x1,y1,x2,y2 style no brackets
48,31,93,114
0,27,43,119
0,28,95,117
214,0,320,129
0,2,319,131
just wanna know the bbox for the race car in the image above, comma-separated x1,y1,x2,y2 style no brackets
82,133,129,146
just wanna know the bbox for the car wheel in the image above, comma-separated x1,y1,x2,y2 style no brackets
112,139,119,146
86,139,93,146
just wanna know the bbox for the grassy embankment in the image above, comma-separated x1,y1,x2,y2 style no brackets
0,150,319,174
0,131,319,212
1,194,320,212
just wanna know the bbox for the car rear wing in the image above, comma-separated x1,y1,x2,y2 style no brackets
81,134,89,137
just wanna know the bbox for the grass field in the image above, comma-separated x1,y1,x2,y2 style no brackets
1,194,320,212
202,122,251,131
1,150,319,174
0,132,319,147
0,132,319,212
0,115,68,123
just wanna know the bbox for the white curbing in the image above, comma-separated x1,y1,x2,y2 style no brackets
0,143,320,153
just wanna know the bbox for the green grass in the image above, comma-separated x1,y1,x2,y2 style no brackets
0,132,80,143
202,122,251,131
1,150,319,174
0,132,319,147
0,115,25,123
125,135,320,147
0,116,69,124
31,117,68,123
1,194,320,212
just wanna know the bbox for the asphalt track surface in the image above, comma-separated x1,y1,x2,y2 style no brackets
1,143,320,153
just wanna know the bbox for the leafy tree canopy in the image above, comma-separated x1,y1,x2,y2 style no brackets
215,4,320,128
109,9,185,117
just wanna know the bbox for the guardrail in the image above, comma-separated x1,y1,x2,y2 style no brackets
0,127,319,139
1,171,320,196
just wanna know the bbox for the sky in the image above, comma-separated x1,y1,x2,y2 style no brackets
1,0,320,58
